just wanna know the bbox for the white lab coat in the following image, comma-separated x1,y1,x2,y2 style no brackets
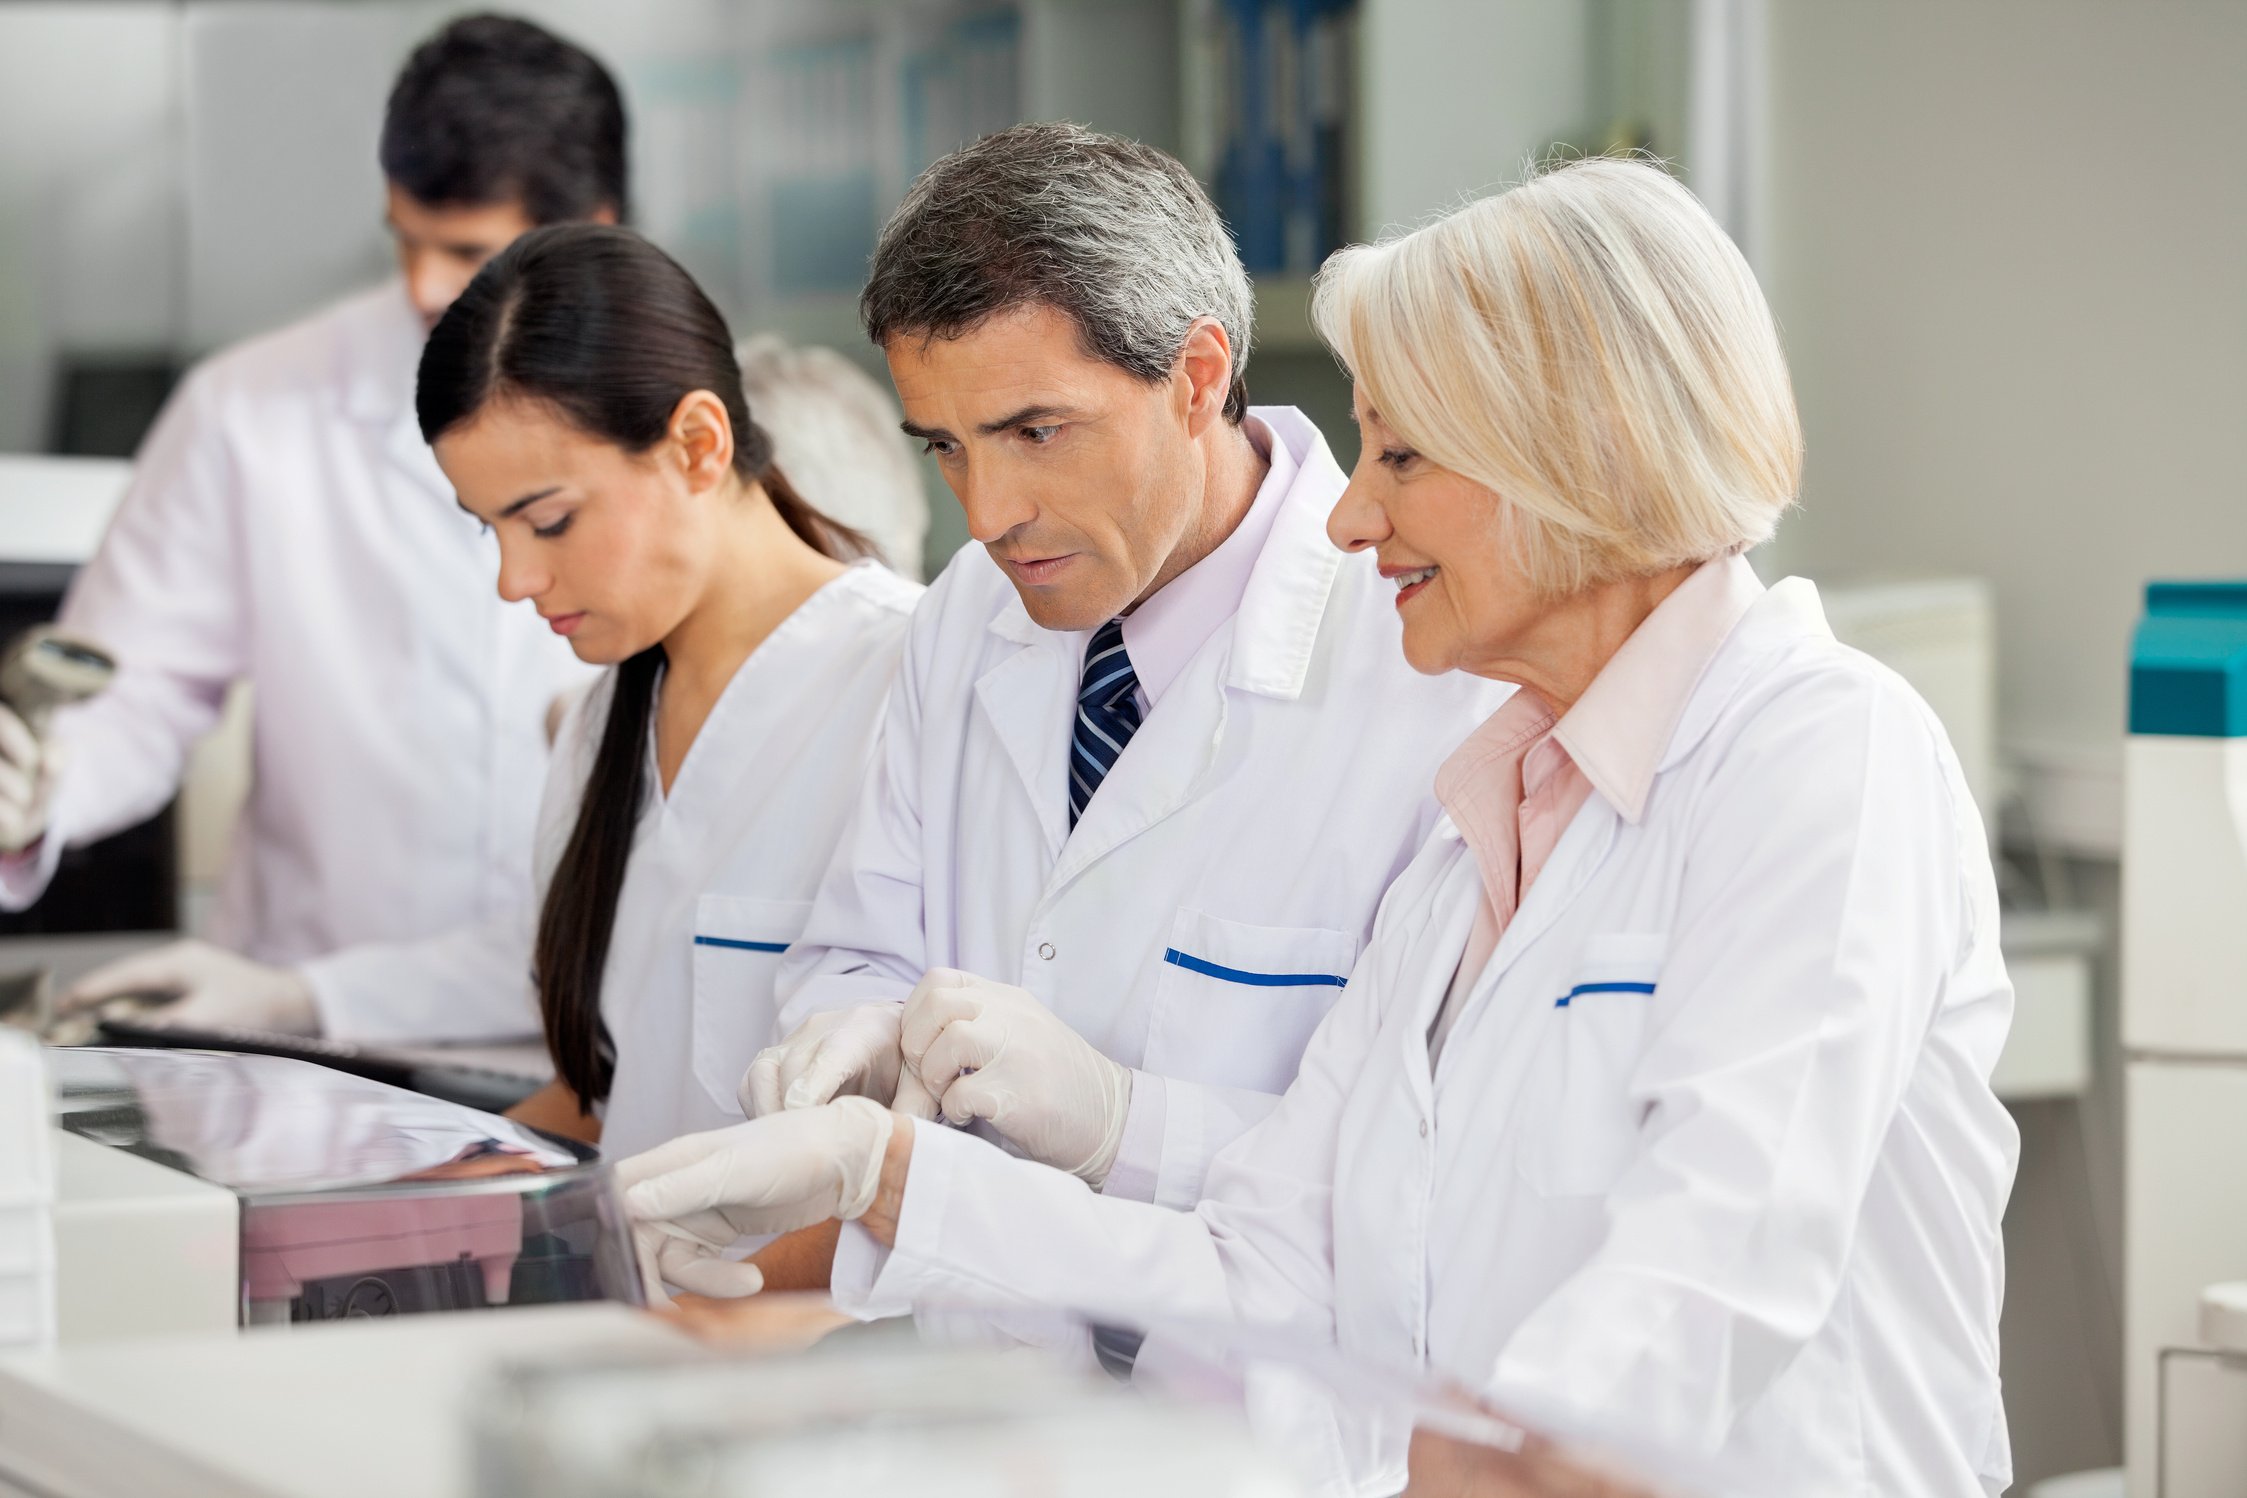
840,575,2019,1498
778,408,1507,1206
1,281,590,985
306,561,920,1158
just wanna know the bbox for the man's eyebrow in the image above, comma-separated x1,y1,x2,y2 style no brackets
900,419,951,444
976,404,1076,436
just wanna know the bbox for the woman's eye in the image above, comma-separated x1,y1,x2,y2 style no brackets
1378,447,1419,472
532,513,574,540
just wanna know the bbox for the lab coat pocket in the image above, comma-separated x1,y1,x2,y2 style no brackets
1147,908,1360,1094
689,894,813,1111
1519,933,1663,1198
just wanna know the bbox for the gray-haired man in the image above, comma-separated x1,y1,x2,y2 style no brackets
745,123,1502,1290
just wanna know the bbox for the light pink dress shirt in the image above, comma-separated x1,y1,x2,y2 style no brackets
1428,553,1766,1057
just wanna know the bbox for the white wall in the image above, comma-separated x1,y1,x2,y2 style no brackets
1761,0,2247,854
181,3,428,350
1356,0,1594,233
0,4,179,453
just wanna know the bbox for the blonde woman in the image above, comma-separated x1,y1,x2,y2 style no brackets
617,159,2017,1496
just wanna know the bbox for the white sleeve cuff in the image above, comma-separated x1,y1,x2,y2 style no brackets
1103,1070,1168,1203
830,1114,964,1319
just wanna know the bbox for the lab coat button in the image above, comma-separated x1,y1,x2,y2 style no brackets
1418,1120,1429,1139
1038,942,1056,961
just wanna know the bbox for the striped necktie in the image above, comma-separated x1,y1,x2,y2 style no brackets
1069,617,1142,829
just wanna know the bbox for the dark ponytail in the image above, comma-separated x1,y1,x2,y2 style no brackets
417,223,875,1109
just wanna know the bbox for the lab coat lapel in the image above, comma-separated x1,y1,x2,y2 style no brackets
974,599,1076,860
1048,654,1223,887
1397,831,1483,1117
1429,797,1622,1086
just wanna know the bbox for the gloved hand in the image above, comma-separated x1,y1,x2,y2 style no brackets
0,702,58,855
58,939,319,1035
739,1001,907,1116
615,1096,895,1301
898,968,1133,1186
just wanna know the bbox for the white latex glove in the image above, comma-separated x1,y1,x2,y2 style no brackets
739,1001,907,1117
614,1095,895,1301
0,702,58,856
898,967,1132,1186
58,939,319,1035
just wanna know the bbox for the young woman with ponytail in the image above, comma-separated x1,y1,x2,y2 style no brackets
410,223,920,1159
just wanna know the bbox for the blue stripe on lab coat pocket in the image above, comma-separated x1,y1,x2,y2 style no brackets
693,935,790,954
1162,948,1349,989
1553,980,1657,1008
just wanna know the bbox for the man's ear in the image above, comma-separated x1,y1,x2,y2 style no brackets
1175,318,1235,436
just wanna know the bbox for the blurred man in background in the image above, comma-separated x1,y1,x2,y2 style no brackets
0,15,622,1036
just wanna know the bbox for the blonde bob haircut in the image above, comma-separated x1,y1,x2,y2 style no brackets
1312,157,1803,598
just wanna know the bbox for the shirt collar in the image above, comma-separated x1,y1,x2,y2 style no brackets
1551,551,1766,823
338,279,430,426
1118,414,1292,709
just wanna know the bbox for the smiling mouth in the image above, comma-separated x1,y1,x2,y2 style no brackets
1391,566,1437,592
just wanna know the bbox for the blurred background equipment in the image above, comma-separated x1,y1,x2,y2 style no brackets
43,1047,641,1344
0,625,113,735
2121,583,2247,1497
0,1028,55,1354
474,1330,1310,1498
0,457,180,945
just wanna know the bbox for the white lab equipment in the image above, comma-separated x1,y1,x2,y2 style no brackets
475,1325,1309,1498
1821,574,2095,1100
777,406,1508,1206
44,1047,641,1341
0,1027,54,1351
1820,575,1998,837
0,626,114,733
0,1307,1318,1498
2121,581,2247,1494
0,1302,683,1498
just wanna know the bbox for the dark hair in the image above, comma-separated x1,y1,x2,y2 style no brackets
862,122,1255,422
380,13,628,225
417,223,873,1109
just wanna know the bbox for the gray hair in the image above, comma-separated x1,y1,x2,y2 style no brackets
861,122,1254,421
736,335,930,580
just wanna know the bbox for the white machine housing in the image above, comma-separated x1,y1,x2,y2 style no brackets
2121,582,2247,1495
